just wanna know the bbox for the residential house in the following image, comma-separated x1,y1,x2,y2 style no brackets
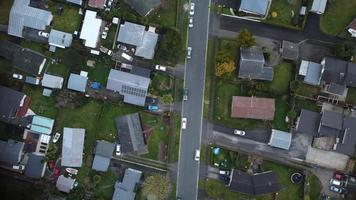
112,168,142,200
41,74,64,89
310,0,327,14
115,113,148,155
8,0,53,38
0,139,24,166
345,176,356,192
298,60,323,86
92,140,115,172
61,128,85,167
48,29,73,52
107,69,150,106
88,0,107,9
280,41,299,61
347,18,356,38
79,10,102,48
67,73,88,93
228,170,280,195
56,175,76,193
123,0,161,16
24,153,46,179
296,108,356,156
268,129,292,150
239,0,271,17
231,96,275,120
0,86,31,124
238,47,274,81
117,21,158,59
66,0,83,5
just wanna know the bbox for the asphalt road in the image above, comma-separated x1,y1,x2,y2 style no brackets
176,0,211,199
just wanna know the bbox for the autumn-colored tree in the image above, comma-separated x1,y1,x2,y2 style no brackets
142,175,171,200
215,51,236,77
237,29,255,47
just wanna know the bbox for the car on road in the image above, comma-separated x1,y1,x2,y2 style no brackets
38,31,49,38
187,47,192,59
189,3,195,15
183,88,188,101
234,129,246,136
194,149,200,161
181,118,187,129
116,144,121,156
155,65,166,72
334,171,345,180
329,185,344,194
330,178,343,186
219,170,230,176
52,132,61,143
189,17,193,28
12,73,23,80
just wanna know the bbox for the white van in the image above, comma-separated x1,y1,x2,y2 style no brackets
122,53,133,62
195,149,200,161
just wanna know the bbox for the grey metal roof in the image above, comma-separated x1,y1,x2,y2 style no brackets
123,0,161,16
66,0,83,5
321,110,343,130
56,175,75,193
107,69,150,106
281,41,299,60
115,113,147,155
0,139,24,165
268,129,292,150
311,0,327,14
335,116,356,155
8,0,53,38
61,128,85,167
117,22,145,46
296,109,320,136
239,47,273,81
25,76,39,85
303,61,322,86
48,29,73,48
92,140,115,172
135,31,158,59
67,73,88,93
24,153,45,179
239,0,270,16
92,155,111,172
345,63,356,87
41,73,64,89
112,168,142,200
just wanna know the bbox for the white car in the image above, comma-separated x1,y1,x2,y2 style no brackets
116,144,121,156
234,129,246,136
187,47,192,59
181,118,187,129
101,31,108,39
66,168,78,175
189,3,195,16
38,31,49,38
189,17,193,28
219,170,230,175
155,65,166,72
52,132,61,143
194,149,200,161
330,179,343,186
12,73,23,80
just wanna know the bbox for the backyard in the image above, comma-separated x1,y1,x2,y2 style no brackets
0,0,13,24
148,0,178,27
49,3,82,33
266,0,303,28
346,88,356,105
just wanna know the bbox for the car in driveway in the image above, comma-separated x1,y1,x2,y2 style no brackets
329,185,344,194
38,31,49,38
183,88,188,101
189,17,193,28
116,144,121,156
181,118,187,129
187,47,192,59
155,65,166,72
148,105,159,111
194,149,200,161
189,3,195,15
234,129,245,136
330,179,343,186
219,170,230,175
12,73,23,80
52,132,61,143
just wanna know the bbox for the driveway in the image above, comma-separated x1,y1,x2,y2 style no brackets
213,123,271,143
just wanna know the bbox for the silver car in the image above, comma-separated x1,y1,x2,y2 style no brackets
187,47,192,59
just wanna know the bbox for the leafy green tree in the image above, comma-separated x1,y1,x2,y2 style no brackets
335,42,354,60
161,94,173,104
142,175,171,200
155,27,183,65
237,29,255,47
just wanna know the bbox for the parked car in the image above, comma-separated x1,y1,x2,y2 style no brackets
234,129,246,136
38,31,49,38
12,73,23,80
330,178,343,186
122,52,133,61
52,132,61,143
187,47,192,59
181,118,187,129
218,175,230,183
194,149,200,161
116,144,121,156
101,31,108,39
148,105,159,111
329,185,344,194
219,170,230,176
155,65,166,72
12,165,25,170
189,3,195,15
334,171,345,180
189,17,193,28
183,88,188,101
66,168,78,175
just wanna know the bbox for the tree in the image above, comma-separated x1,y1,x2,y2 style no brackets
161,94,173,104
215,51,236,77
142,175,171,200
335,42,354,60
155,27,183,65
236,29,255,47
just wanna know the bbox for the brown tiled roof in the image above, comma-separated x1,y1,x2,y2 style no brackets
88,0,106,9
348,18,356,30
231,96,275,120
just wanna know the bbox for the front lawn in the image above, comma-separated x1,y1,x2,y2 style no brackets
320,0,356,35
49,4,82,33
266,0,302,28
0,0,13,24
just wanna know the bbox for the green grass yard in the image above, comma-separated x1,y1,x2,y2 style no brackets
0,0,13,24
148,0,177,27
269,62,293,94
309,175,322,200
93,170,117,199
46,62,69,78
272,97,289,131
49,4,82,33
266,0,302,28
320,0,356,35
346,88,356,105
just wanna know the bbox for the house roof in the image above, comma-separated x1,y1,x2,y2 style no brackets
56,175,75,193
0,40,20,60
281,41,299,60
88,0,106,9
0,139,24,165
112,168,142,200
335,116,356,156
79,10,102,48
310,0,327,14
24,153,46,179
239,0,270,16
239,47,273,81
92,155,111,172
25,76,40,85
107,69,150,106
67,73,88,92
41,73,64,89
321,110,343,130
8,0,53,38
326,83,346,96
66,0,83,5
268,129,292,150
299,60,322,86
296,109,320,136
92,140,115,172
48,29,73,48
61,128,85,167
115,113,147,155
135,31,158,59
123,0,161,16
231,96,275,120
348,18,356,30
13,48,46,75
0,86,30,123
321,57,348,85
30,115,55,135
131,66,151,78
229,170,280,195
345,63,356,87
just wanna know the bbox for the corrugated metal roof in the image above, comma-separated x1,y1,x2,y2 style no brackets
239,47,273,81
0,139,24,165
88,0,106,9
302,61,322,86
61,128,85,167
80,10,102,48
268,129,292,150
66,0,83,5
117,22,145,46
41,73,64,89
30,115,55,135
311,0,327,14
48,29,73,48
135,31,158,59
123,0,161,16
56,175,75,193
112,168,142,200
239,0,270,16
67,73,88,92
24,153,45,179
92,155,111,172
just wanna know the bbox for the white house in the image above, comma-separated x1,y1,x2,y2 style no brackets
79,10,102,48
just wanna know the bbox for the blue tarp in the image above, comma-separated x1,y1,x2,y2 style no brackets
91,82,101,89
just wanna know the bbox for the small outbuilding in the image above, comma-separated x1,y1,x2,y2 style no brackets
61,128,85,167
24,153,46,179
41,73,64,89
310,0,327,14
67,73,88,93
92,140,115,172
56,175,76,193
268,129,292,150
